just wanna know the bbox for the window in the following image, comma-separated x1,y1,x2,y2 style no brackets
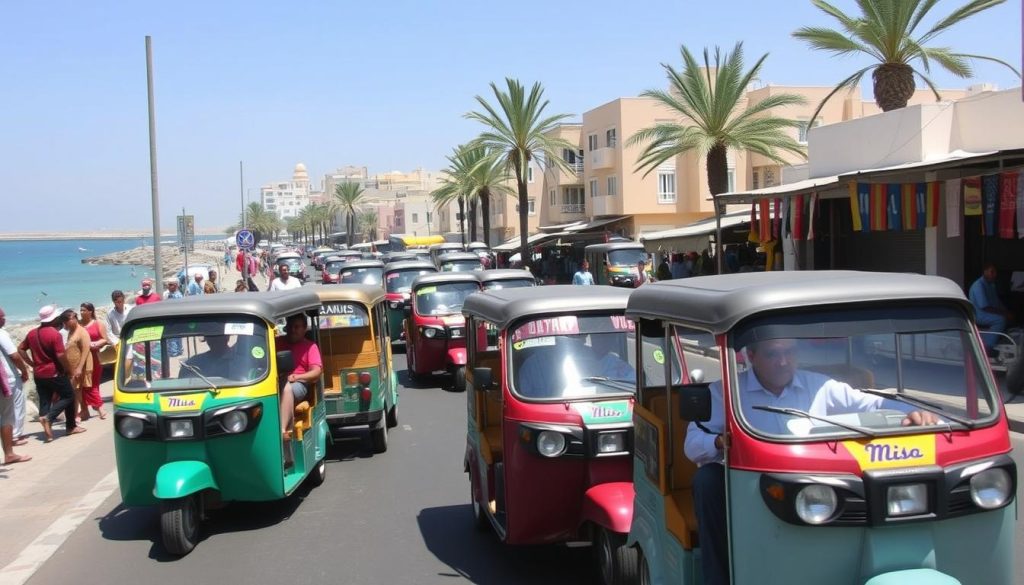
563,187,585,206
606,128,617,148
752,170,760,190
589,178,599,198
527,166,534,183
657,171,676,204
727,169,735,193
607,176,618,197
549,189,556,205
528,198,536,215
562,148,578,164
588,134,598,151
798,119,822,143
764,168,776,187
411,213,419,223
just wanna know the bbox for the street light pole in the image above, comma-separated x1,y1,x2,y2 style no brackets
145,36,163,295
240,160,246,229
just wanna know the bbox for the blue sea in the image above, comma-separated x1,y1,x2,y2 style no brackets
0,237,220,324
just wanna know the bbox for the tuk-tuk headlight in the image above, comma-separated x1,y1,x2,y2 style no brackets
970,468,1012,509
168,419,194,439
597,432,627,454
389,301,401,310
422,326,445,339
536,431,566,458
794,484,838,525
118,416,145,439
222,410,248,434
886,483,929,517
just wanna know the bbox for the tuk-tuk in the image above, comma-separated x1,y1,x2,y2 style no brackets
625,271,1015,585
585,242,648,288
335,260,385,286
383,260,437,342
310,247,336,270
430,242,465,266
463,285,642,585
475,269,537,291
310,285,398,453
113,291,328,555
438,251,484,272
405,272,480,390
384,252,419,264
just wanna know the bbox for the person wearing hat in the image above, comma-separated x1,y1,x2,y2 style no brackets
162,279,183,301
17,305,84,442
187,272,205,297
135,278,162,306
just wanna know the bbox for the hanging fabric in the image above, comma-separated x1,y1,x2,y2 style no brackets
945,178,961,238
964,178,983,216
792,194,805,241
982,174,1000,235
758,199,771,242
925,182,941,228
1016,171,1024,239
998,172,1017,239
748,204,760,244
901,183,918,230
807,193,817,241
886,183,902,231
869,184,888,231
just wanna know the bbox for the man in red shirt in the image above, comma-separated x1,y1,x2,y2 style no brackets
275,314,322,466
135,278,162,306
17,305,83,441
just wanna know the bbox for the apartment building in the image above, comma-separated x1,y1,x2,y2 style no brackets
260,163,311,221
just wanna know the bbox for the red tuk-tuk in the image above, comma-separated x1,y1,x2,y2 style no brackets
405,272,480,390
383,260,437,342
463,285,641,585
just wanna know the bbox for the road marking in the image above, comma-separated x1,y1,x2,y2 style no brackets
0,470,118,585
402,424,412,431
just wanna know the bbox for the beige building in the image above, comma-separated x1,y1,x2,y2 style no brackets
260,163,311,221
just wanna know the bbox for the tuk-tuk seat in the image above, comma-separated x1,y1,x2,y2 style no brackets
647,392,700,549
293,401,311,441
806,363,875,389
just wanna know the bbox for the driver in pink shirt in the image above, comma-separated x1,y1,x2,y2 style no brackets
275,314,322,467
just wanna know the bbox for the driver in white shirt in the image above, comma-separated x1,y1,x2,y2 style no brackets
269,264,302,292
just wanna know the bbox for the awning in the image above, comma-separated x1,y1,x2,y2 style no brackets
564,215,631,233
492,231,562,252
537,220,585,233
640,210,750,252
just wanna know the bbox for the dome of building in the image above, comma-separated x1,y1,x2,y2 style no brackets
293,163,309,182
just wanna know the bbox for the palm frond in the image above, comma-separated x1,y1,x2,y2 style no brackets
807,65,873,126
920,0,1007,44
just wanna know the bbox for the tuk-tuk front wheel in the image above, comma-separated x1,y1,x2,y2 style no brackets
308,458,326,487
595,527,639,585
160,494,200,556
452,366,466,392
470,469,489,532
386,404,398,428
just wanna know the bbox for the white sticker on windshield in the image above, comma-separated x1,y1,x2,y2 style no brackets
224,323,255,336
512,337,556,351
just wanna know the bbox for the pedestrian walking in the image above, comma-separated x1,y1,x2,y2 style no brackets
223,249,231,273
0,306,30,459
204,269,220,294
187,272,205,296
106,290,131,344
268,264,301,291
135,278,162,306
17,305,85,442
572,259,595,285
161,279,182,300
62,309,93,423
78,302,108,420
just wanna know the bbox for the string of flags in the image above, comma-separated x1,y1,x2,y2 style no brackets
848,182,941,232
748,194,818,243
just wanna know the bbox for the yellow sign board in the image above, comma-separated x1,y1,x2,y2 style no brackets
841,434,936,471
158,393,207,413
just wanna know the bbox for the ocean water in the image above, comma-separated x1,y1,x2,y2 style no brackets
0,237,220,324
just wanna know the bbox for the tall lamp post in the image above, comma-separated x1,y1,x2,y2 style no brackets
145,36,163,294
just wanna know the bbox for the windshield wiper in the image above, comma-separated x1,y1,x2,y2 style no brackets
752,405,877,438
179,362,219,394
857,389,975,429
581,376,635,390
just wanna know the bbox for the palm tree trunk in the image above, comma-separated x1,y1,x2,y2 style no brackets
516,175,530,271
480,189,491,246
469,198,478,242
706,143,729,196
457,197,466,246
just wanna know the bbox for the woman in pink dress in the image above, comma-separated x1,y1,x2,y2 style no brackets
78,302,108,420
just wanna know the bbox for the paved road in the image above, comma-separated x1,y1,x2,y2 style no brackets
18,352,1024,585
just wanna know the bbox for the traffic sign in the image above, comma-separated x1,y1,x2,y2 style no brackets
177,214,195,252
236,229,255,251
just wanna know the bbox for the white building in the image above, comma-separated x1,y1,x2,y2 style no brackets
261,163,311,220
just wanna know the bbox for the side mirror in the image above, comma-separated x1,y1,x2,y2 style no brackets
673,384,711,423
276,350,295,376
472,367,493,391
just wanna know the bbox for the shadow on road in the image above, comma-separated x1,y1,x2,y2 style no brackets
97,484,315,562
416,504,590,585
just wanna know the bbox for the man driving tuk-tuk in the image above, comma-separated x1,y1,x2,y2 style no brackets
309,284,398,453
113,290,329,556
625,271,1015,585
463,285,643,585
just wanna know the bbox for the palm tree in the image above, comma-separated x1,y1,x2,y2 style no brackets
432,167,468,246
793,0,1019,119
333,182,366,247
466,79,576,269
629,43,807,197
359,208,379,241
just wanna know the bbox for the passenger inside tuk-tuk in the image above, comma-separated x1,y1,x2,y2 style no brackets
179,335,243,380
276,314,323,466
686,337,946,585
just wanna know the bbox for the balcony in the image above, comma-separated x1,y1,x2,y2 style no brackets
591,196,616,216
590,147,616,170
573,161,584,174
560,203,585,216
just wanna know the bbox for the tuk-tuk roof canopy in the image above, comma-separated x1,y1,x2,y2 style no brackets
411,272,481,289
384,260,437,272
307,284,386,305
336,260,385,270
124,289,323,325
437,252,481,262
626,271,971,334
384,252,419,263
475,269,535,283
464,285,631,330
584,242,644,253
333,250,363,257
430,243,464,251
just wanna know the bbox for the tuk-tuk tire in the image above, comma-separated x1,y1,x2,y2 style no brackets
160,495,199,556
370,418,388,453
638,553,651,585
452,366,467,393
595,527,639,585
470,469,489,532
386,404,398,428
308,458,326,487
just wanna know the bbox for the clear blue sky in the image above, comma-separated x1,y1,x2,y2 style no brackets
1,0,1020,231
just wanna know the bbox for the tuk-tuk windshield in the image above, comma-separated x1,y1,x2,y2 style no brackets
510,314,639,400
607,249,646,267
324,261,346,275
415,282,479,315
442,261,482,272
483,278,534,290
386,269,434,293
731,305,997,440
276,258,302,273
339,267,383,285
119,316,270,391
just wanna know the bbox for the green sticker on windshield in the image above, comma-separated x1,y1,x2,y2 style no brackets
653,349,665,364
417,286,437,295
251,346,266,359
128,325,164,344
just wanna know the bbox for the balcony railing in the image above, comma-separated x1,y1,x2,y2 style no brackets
590,147,616,170
561,203,585,215
573,161,584,174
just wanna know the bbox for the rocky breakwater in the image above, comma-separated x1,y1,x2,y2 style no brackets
83,243,226,280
